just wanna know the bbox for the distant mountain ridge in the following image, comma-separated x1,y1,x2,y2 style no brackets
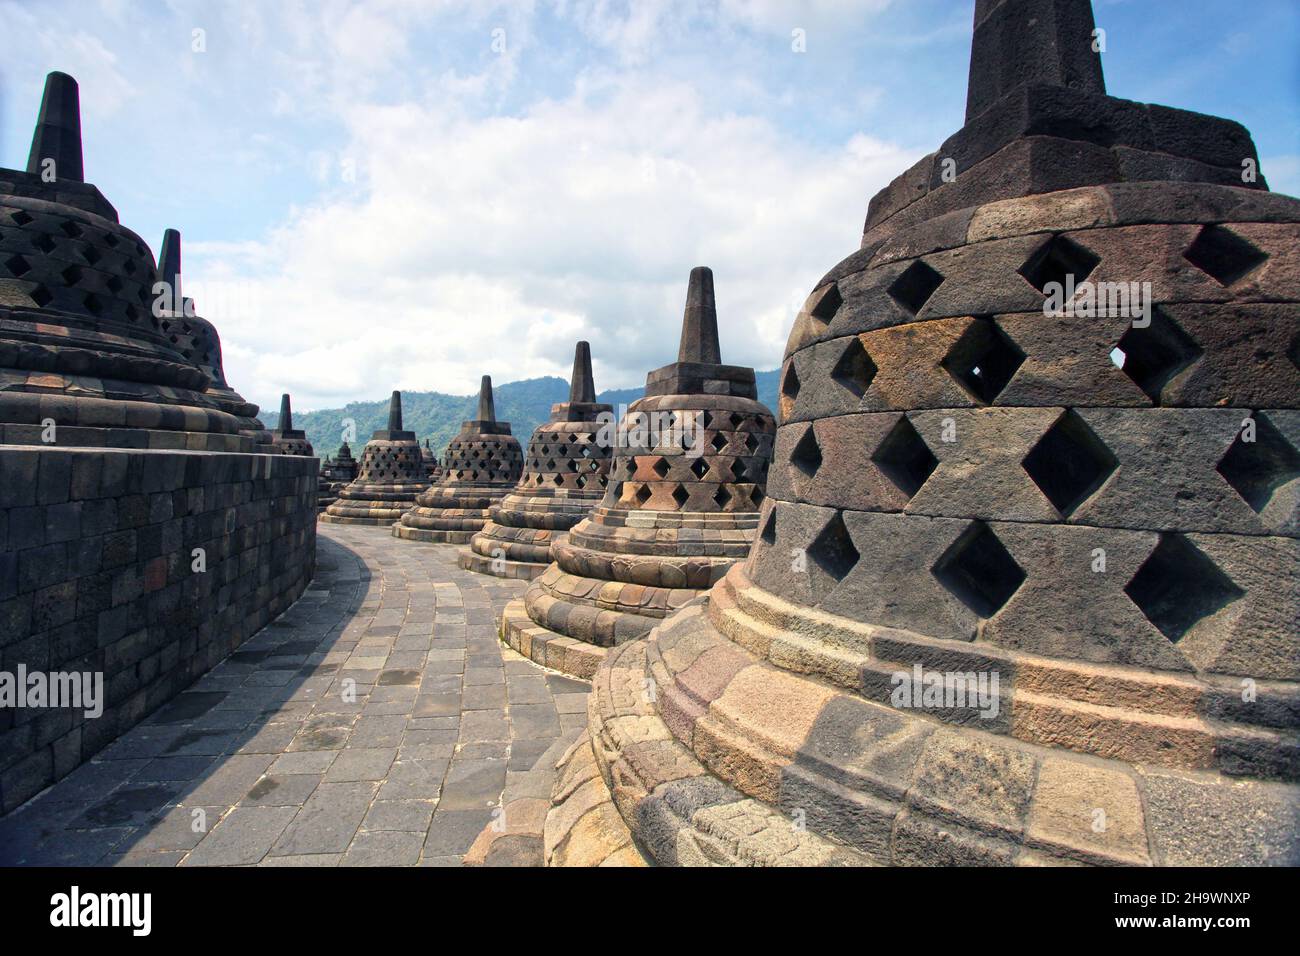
267,370,780,460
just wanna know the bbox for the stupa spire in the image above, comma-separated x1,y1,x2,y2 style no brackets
476,375,496,423
26,71,84,183
158,229,182,311
278,394,293,432
966,0,1105,121
388,391,404,431
677,266,721,365
569,341,597,404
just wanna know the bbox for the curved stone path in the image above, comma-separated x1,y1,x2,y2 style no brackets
0,524,588,866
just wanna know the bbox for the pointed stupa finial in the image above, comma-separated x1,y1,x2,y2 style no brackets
26,71,84,183
677,266,721,365
278,393,293,432
476,375,496,423
965,0,1105,122
158,228,182,308
388,391,403,431
569,341,597,404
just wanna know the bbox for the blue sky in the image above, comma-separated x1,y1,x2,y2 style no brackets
2,0,1297,412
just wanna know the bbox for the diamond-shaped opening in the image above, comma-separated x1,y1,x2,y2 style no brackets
781,362,801,416
82,293,103,315
1021,410,1118,517
745,431,760,454
887,260,944,315
4,254,31,277
61,264,83,286
672,484,690,509
103,232,119,247
831,337,877,399
81,244,101,265
1018,235,1100,294
29,284,53,308
1124,533,1245,643
872,416,938,500
713,485,732,509
33,233,55,254
941,317,1024,404
60,220,83,238
760,507,776,545
651,457,670,479
732,458,748,481
730,413,744,429
808,510,859,583
122,258,136,275
932,521,1025,618
710,432,728,453
1183,225,1268,287
9,210,34,226
809,282,843,324
575,474,587,489
1216,414,1300,513
790,425,822,479
1115,308,1202,403
634,483,652,506
690,457,709,479
106,275,123,294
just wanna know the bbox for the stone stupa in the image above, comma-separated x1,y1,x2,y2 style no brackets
459,341,613,579
393,375,524,543
504,267,776,679
317,441,359,510
420,439,442,480
543,0,1300,867
269,393,314,457
320,390,426,525
153,228,277,452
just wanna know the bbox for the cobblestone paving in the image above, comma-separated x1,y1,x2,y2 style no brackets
0,524,589,866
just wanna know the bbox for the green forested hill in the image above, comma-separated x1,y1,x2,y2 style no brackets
268,370,780,459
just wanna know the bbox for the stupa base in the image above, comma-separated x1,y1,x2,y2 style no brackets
458,549,548,580
393,524,477,544
568,566,1300,867
500,598,607,679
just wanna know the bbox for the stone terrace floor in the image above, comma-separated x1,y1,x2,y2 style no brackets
0,523,589,866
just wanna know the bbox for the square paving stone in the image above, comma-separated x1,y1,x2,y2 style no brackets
341,829,424,866
183,806,298,866
509,704,562,740
130,805,228,852
376,760,447,802
413,693,462,717
325,748,397,782
463,684,507,710
241,774,323,807
361,799,436,833
438,759,507,811
425,808,495,857
76,782,183,828
460,710,510,742
348,716,408,748
270,781,378,856
269,751,338,775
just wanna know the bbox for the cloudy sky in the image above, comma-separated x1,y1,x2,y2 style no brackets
2,0,1297,412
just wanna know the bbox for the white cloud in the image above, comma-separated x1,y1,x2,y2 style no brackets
189,61,915,412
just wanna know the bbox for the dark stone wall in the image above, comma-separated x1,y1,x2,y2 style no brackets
0,447,318,813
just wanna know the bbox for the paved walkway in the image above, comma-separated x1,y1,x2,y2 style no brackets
0,524,588,866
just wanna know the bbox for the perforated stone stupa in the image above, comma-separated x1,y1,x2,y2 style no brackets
320,390,426,525
458,341,613,579
542,0,1300,867
317,441,359,510
420,439,442,480
503,268,776,679
269,393,314,457
154,228,276,452
393,375,523,543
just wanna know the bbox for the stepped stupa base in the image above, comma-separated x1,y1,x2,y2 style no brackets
500,597,607,678
458,519,568,580
459,546,552,580
394,523,477,544
559,565,1300,867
